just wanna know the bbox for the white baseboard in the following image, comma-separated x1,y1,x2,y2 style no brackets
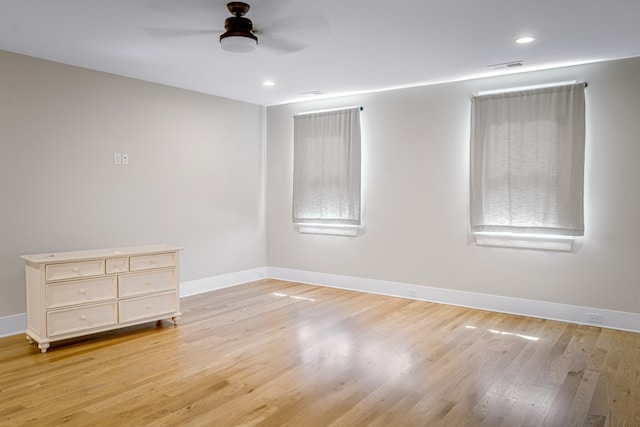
180,267,267,297
267,267,640,333
3,265,638,337
0,313,26,338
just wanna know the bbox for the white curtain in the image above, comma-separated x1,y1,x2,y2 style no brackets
293,107,361,225
470,83,586,236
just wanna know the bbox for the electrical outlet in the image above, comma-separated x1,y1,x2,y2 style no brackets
113,152,122,165
587,313,602,324
408,288,417,298
122,154,129,165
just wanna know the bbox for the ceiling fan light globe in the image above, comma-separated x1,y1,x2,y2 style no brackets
220,32,258,53
220,34,258,53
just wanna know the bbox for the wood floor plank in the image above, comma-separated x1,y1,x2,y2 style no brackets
1,279,639,426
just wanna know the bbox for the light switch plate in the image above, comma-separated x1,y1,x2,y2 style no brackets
113,152,122,165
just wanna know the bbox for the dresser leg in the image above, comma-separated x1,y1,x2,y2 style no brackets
26,335,34,344
38,342,50,353
171,315,180,325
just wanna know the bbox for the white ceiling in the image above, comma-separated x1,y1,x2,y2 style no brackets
1,0,639,106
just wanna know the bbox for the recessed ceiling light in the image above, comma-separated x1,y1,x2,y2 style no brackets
263,81,275,86
516,36,535,44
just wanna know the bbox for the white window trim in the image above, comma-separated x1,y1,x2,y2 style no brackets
296,223,360,237
293,106,362,234
474,232,574,251
470,82,586,244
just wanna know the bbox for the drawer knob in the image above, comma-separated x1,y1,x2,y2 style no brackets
145,304,152,309
79,289,86,294
80,315,87,321
145,282,151,286
150,259,156,264
72,267,79,272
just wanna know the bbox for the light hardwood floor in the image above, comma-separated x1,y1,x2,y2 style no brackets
1,279,639,426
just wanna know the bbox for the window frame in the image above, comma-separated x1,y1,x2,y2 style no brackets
292,106,362,236
469,82,586,250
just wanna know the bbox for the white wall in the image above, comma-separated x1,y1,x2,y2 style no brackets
0,50,267,317
266,57,640,315
3,50,639,326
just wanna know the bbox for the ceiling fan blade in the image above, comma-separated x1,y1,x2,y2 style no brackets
259,12,330,39
147,0,229,23
257,32,309,54
246,0,296,22
146,1,329,54
145,27,222,39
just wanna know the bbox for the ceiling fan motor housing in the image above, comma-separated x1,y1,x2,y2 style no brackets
221,16,257,42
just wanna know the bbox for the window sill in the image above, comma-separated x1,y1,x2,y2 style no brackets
474,232,574,251
296,224,360,237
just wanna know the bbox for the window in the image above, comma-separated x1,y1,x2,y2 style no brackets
470,83,586,249
293,107,361,236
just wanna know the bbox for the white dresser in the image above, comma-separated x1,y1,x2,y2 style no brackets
21,245,182,353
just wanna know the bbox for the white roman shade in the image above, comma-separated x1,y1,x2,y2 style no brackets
293,107,361,226
470,83,586,236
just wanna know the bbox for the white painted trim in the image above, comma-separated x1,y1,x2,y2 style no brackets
0,313,26,338
3,265,637,338
297,224,360,237
474,232,574,251
267,267,640,333
180,267,267,297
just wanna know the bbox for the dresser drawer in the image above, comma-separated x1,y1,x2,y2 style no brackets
47,302,117,337
119,292,177,323
129,252,176,271
46,276,117,309
106,257,129,274
45,259,105,282
118,269,176,298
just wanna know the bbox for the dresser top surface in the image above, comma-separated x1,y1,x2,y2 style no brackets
21,245,183,264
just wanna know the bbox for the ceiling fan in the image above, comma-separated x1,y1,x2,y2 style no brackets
146,1,329,55
220,2,258,53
